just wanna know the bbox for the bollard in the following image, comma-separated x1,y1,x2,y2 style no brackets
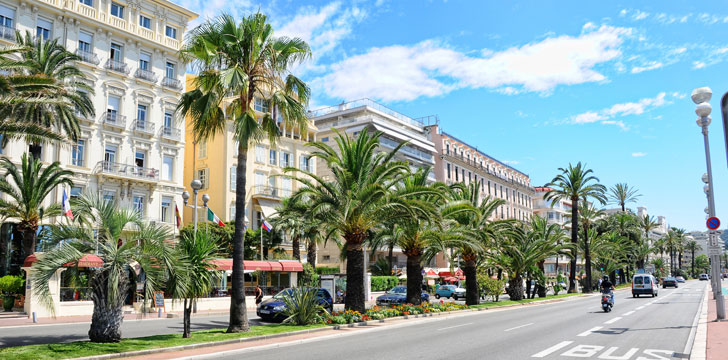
158,308,162,318
32,312,37,323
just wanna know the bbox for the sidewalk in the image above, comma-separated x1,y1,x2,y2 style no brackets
706,292,728,359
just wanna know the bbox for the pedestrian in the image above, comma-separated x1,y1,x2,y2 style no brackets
254,285,263,305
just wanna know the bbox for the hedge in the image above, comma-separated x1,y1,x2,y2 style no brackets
315,266,340,275
371,276,399,291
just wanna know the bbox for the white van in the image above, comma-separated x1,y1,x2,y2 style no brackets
632,274,658,298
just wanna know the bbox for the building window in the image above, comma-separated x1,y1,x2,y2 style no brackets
281,177,292,197
36,18,52,40
269,149,277,165
110,42,123,61
139,15,151,29
446,163,451,179
445,143,450,155
79,0,92,6
323,255,331,262
198,139,207,158
197,168,208,189
135,150,146,168
255,145,266,163
455,166,459,181
139,51,151,71
300,155,311,172
137,104,147,125
78,31,92,53
162,156,173,181
71,139,85,167
0,6,13,35
165,25,177,39
104,145,117,167
133,195,145,215
230,206,235,220
103,190,115,204
70,186,83,199
230,165,237,190
161,196,172,223
281,152,292,167
254,97,270,113
110,2,124,19
321,137,329,142
165,61,175,78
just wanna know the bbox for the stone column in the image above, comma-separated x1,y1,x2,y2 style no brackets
22,267,66,318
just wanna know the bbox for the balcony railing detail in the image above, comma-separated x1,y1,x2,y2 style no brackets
96,161,159,181
252,185,291,198
161,77,182,90
134,68,158,82
132,119,155,135
76,49,100,65
102,113,126,128
105,59,129,75
160,126,181,141
0,25,15,42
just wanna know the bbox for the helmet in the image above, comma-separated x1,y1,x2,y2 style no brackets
603,275,609,281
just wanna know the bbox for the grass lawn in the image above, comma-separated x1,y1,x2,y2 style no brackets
470,292,585,309
0,324,325,360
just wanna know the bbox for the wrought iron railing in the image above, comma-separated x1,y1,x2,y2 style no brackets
132,119,155,135
161,77,182,90
75,49,100,65
102,113,126,128
134,68,158,82
105,58,129,75
0,25,16,42
95,161,159,181
160,126,181,140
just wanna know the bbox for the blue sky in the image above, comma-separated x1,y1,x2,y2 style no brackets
175,0,728,231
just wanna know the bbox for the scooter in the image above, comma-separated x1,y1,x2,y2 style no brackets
601,290,613,312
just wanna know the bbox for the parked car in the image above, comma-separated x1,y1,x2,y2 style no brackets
699,273,710,281
632,274,658,298
676,276,686,283
376,286,430,306
435,285,466,300
257,288,333,322
663,277,678,288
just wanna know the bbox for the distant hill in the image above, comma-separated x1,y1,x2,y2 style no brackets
721,229,728,247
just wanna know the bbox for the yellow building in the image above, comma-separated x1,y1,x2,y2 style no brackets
182,74,318,237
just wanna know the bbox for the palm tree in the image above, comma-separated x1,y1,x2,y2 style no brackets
638,215,658,266
285,131,412,312
178,13,311,333
0,32,94,148
0,153,73,257
544,162,607,292
685,239,702,278
273,197,308,261
369,223,404,275
574,201,603,293
673,228,687,271
608,183,641,212
31,194,177,342
530,216,569,297
663,230,681,276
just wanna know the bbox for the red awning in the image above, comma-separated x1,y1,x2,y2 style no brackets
24,254,104,268
23,254,39,267
443,277,459,282
209,259,303,272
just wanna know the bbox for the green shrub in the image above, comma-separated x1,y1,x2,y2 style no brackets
370,276,398,291
0,275,24,295
315,266,340,275
279,288,327,325
482,278,505,302
299,263,319,287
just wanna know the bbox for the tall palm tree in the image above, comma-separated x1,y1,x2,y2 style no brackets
685,239,702,278
273,197,308,261
31,194,177,342
608,183,641,212
574,201,604,293
638,215,658,266
544,162,607,292
285,131,412,312
369,223,404,275
0,32,94,147
673,228,687,271
178,13,311,333
0,153,73,256
663,230,681,276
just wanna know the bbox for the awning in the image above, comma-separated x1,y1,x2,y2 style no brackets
210,259,303,272
279,261,304,272
257,199,280,219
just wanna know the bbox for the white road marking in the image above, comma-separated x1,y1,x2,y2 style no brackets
624,311,635,316
504,322,534,332
437,322,472,331
577,326,603,337
604,317,622,324
531,341,574,358
636,306,645,310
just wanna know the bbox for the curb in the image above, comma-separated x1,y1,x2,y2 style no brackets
690,286,710,360
71,293,593,360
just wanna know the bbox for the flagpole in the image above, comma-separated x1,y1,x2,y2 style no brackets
260,227,263,261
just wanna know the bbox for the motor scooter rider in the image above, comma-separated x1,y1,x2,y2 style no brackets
600,275,615,305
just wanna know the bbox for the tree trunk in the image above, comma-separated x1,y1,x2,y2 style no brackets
497,268,503,280
464,256,478,305
583,225,592,293
307,238,317,268
292,236,300,261
88,271,126,343
21,228,36,258
568,197,579,293
183,299,192,338
525,275,532,299
507,275,524,301
387,245,394,274
678,252,683,270
406,251,422,305
345,239,366,313
691,250,696,278
228,144,250,333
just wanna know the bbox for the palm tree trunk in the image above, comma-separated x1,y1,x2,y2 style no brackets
463,255,478,305
387,245,394,274
228,143,249,333
21,228,36,258
183,298,192,338
344,233,366,312
497,268,503,280
569,197,579,293
292,236,300,261
583,225,592,293
406,251,422,305
306,239,317,267
507,274,524,301
88,272,125,343
691,250,696,278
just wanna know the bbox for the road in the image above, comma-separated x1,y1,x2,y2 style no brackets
0,314,263,348
202,280,708,360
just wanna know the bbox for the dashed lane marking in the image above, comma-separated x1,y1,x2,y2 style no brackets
531,341,573,358
504,322,534,332
623,311,635,316
604,317,622,324
437,322,472,331
577,326,603,337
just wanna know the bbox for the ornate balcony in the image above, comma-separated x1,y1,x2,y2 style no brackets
134,68,158,82
95,161,159,183
76,49,100,65
132,119,155,137
105,59,129,75
251,185,288,199
161,77,182,90
101,113,126,130
160,126,181,141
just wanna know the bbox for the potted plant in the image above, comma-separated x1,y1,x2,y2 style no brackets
0,275,24,312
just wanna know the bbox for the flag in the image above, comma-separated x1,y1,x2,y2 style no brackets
261,219,272,232
207,208,224,227
175,204,181,229
62,189,73,220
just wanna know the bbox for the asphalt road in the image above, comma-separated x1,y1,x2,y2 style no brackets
203,280,708,360
0,314,263,348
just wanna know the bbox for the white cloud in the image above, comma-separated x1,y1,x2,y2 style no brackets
601,120,629,131
632,152,647,157
693,61,707,69
572,111,606,124
633,10,649,21
631,61,663,73
568,92,674,130
503,160,521,165
619,9,628,17
319,24,632,101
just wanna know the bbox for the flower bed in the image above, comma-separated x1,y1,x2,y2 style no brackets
325,301,469,325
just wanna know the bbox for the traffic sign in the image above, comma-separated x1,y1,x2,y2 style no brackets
709,247,722,256
707,217,721,230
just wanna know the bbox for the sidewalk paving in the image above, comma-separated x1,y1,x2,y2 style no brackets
706,292,728,360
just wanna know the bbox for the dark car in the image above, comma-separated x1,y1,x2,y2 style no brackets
376,286,430,306
257,288,333,322
663,277,678,288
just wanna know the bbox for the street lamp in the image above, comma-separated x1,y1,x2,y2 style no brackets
182,180,205,237
692,86,725,320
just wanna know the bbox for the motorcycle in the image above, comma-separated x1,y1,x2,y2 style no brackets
601,289,613,312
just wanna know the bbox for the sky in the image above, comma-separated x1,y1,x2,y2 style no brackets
174,0,728,231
